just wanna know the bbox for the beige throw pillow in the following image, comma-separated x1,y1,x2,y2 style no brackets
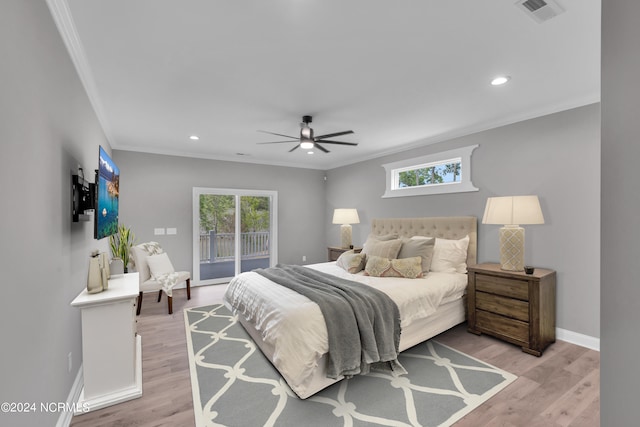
366,233,398,242
362,233,398,254
364,255,423,279
362,238,402,259
398,237,435,273
336,250,366,274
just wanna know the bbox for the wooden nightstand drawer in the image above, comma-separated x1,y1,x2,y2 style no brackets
476,291,529,322
476,310,529,345
476,275,529,301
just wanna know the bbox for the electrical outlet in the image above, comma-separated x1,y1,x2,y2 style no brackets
68,352,72,373
302,255,307,262
154,228,165,235
166,228,177,235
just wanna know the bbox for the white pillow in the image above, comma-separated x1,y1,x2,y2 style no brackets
430,235,470,274
146,253,175,278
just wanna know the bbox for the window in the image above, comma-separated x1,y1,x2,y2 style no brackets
397,159,461,188
382,145,479,198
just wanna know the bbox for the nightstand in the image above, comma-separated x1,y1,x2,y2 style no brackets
327,246,362,262
467,263,556,356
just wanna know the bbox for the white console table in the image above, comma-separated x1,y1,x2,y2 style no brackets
71,273,142,413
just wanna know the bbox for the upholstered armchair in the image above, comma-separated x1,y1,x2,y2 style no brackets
130,242,191,315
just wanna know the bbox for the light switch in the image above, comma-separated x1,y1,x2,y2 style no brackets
154,228,165,235
167,228,177,235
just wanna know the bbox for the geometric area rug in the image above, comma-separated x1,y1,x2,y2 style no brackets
184,304,517,427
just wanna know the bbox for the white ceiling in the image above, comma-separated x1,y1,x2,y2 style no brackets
54,0,600,170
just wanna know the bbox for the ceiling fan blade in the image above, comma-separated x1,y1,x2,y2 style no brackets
257,130,299,139
257,140,300,144
314,143,330,153
313,130,354,140
315,140,358,146
288,144,301,152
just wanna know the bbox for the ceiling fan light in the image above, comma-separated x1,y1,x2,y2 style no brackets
300,141,314,150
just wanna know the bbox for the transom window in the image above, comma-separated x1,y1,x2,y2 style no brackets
396,158,462,188
382,145,479,198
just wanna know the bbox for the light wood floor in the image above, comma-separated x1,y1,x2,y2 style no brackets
70,284,600,427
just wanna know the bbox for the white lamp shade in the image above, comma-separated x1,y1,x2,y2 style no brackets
482,196,544,226
332,208,360,225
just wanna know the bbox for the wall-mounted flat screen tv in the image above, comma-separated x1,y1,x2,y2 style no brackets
95,146,120,239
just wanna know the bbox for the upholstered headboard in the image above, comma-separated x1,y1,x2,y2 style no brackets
370,217,477,266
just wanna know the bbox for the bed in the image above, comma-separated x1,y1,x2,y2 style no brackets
223,216,477,399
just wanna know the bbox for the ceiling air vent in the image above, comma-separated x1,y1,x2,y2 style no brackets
515,0,565,23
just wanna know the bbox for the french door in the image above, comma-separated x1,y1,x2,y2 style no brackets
193,188,277,285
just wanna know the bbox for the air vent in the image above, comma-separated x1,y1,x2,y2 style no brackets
515,0,565,23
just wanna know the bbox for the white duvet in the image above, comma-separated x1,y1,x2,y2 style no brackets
223,262,467,395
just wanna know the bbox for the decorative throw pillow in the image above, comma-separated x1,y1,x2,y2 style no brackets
366,233,398,242
398,237,435,273
146,253,175,279
430,235,470,274
362,233,398,254
336,250,366,274
362,238,402,259
364,255,423,279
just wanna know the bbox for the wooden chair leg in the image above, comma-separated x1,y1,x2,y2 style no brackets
136,291,143,316
167,296,173,314
186,278,191,300
157,290,163,302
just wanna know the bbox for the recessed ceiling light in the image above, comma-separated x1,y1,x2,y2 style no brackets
189,135,200,141
307,151,314,155
491,76,511,86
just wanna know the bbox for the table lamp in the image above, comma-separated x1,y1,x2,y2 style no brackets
482,195,544,271
332,209,360,248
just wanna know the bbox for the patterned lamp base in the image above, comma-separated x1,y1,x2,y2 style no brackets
499,225,525,271
340,224,353,249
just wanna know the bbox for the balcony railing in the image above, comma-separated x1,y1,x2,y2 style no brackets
200,231,269,262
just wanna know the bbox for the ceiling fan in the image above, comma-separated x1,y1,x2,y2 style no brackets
257,115,357,153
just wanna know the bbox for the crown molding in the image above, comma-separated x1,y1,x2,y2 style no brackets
46,0,115,146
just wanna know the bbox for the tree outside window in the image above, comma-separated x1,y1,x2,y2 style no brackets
397,161,461,188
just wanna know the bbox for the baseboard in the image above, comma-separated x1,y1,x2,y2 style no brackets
556,327,600,351
56,364,84,427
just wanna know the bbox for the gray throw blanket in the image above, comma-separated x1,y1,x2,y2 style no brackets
255,264,406,379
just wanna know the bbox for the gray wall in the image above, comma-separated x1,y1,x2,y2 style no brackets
326,103,601,340
601,1,640,425
0,1,110,426
0,1,617,424
113,151,327,271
